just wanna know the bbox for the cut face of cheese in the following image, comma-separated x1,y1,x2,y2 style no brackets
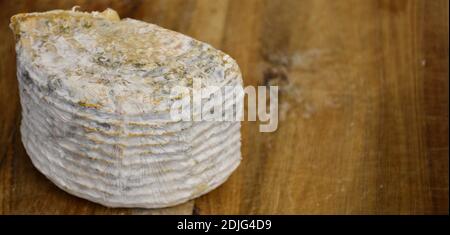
11,8,243,208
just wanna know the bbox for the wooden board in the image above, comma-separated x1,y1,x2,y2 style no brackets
0,0,448,214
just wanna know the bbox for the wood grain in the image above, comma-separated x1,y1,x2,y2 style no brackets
0,0,448,214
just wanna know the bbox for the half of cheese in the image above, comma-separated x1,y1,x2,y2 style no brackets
11,8,243,208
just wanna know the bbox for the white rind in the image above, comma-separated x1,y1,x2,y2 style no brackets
12,8,243,208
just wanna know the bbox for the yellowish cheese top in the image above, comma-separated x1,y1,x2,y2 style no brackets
11,8,241,116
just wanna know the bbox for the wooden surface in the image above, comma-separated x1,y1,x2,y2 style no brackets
0,0,448,214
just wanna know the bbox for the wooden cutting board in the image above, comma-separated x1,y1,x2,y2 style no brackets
0,0,448,214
